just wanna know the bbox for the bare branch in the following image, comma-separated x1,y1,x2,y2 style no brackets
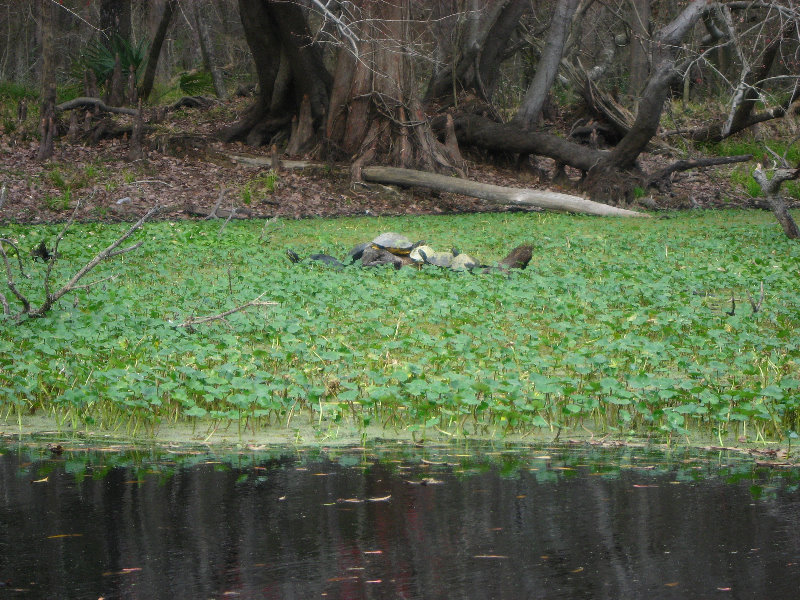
746,282,765,314
205,188,226,219
177,292,276,329
22,204,160,320
0,238,31,279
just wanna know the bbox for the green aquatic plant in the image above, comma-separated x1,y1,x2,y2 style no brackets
1,211,799,442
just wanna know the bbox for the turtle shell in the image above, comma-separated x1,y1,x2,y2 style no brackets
371,232,415,255
450,253,479,271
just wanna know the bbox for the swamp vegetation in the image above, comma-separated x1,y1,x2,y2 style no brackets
1,210,799,446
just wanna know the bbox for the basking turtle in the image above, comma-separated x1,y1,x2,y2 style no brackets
450,253,479,271
348,241,372,263
286,249,344,268
371,232,423,256
410,245,454,268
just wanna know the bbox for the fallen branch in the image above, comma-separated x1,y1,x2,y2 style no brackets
177,292,276,331
752,162,800,239
362,166,650,217
56,97,139,116
647,154,752,189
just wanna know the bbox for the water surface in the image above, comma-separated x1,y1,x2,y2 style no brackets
1,440,799,599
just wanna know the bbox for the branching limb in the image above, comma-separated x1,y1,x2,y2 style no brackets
647,154,753,189
753,162,800,239
177,292,276,330
17,204,160,321
0,238,31,279
56,97,139,116
746,282,765,314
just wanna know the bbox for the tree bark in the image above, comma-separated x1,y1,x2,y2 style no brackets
323,0,459,174
139,0,176,102
628,0,651,97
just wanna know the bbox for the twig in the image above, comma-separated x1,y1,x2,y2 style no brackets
746,281,764,314
205,187,225,219
128,179,174,187
726,291,736,316
219,206,236,235
177,292,276,329
0,238,30,279
70,274,117,292
22,204,160,321
259,216,281,242
0,183,6,210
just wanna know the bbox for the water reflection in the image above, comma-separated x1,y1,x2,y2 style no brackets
0,440,799,599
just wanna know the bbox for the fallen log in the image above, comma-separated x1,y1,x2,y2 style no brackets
362,166,650,217
55,97,139,116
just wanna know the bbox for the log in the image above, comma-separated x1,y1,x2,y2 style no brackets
56,97,139,116
361,166,650,217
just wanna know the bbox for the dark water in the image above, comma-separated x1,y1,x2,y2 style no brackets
1,440,799,599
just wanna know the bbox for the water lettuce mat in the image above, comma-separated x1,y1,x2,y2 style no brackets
1,210,799,443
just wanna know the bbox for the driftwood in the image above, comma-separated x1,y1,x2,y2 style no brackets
361,166,650,217
56,97,139,116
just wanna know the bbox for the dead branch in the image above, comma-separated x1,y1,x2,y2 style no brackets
177,292,276,330
56,97,139,116
0,183,6,210
746,282,765,314
205,188,226,219
647,154,753,189
2,202,159,322
752,162,800,239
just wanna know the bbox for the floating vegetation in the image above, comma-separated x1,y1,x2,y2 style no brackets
1,210,799,443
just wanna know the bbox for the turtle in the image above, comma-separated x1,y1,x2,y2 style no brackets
347,241,372,263
286,249,344,268
309,253,344,268
371,232,423,256
410,245,455,268
450,253,479,271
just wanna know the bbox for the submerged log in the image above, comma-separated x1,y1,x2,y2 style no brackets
362,166,649,217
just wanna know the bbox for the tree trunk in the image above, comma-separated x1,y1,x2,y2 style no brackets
752,165,800,239
362,166,650,217
222,0,330,145
511,0,578,129
193,0,226,99
590,0,709,173
139,0,176,102
100,0,131,42
425,0,530,103
323,0,460,175
628,0,651,97
36,0,56,162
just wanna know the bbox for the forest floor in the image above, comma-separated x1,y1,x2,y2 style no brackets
0,96,780,224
